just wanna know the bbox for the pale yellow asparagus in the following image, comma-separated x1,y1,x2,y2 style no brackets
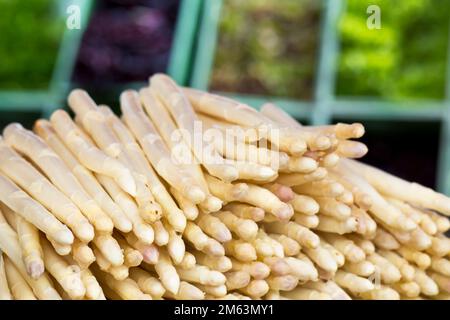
81,268,105,300
316,197,352,221
213,210,258,241
50,110,136,196
41,238,85,299
166,223,186,265
179,252,196,270
426,236,450,257
0,216,60,300
196,212,232,243
327,171,373,211
430,257,450,277
342,261,376,277
177,265,226,286
276,167,328,187
321,233,366,263
288,194,320,216
34,120,133,233
164,281,205,300
197,284,227,298
0,139,94,242
224,203,265,222
224,240,257,262
225,271,251,290
302,243,339,273
115,237,143,268
293,213,320,229
47,237,71,256
314,215,357,235
93,266,151,300
350,205,377,238
303,280,352,300
4,256,36,300
283,287,331,300
413,268,439,296
205,174,248,203
154,250,180,294
211,132,289,170
334,270,374,294
122,232,159,265
367,253,402,284
319,239,345,267
398,246,431,270
129,268,165,299
183,221,209,250
170,187,199,221
334,161,417,232
347,158,450,216
428,271,450,294
0,253,12,300
239,280,269,298
269,234,301,256
151,220,169,246
0,173,73,245
4,123,114,233
72,239,95,269
284,257,319,281
96,174,154,244
265,221,320,248
345,234,375,255
373,228,401,250
377,250,415,281
358,286,400,300
121,90,205,204
391,282,421,298
424,210,450,233
0,203,44,279
193,250,232,272
92,234,123,267
68,91,166,220
229,259,271,280
266,275,299,291
147,81,238,181
100,107,188,230
293,179,345,198
262,257,290,276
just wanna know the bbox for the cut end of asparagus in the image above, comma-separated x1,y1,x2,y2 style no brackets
27,260,45,279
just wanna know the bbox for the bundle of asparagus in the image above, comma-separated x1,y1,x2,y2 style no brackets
0,73,449,300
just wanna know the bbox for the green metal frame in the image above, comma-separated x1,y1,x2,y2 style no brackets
0,0,94,117
189,0,450,195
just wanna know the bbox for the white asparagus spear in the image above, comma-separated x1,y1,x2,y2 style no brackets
50,110,135,196
34,120,132,233
151,75,239,181
0,203,44,279
4,123,114,233
121,89,205,204
0,138,94,242
0,252,12,300
0,173,73,245
99,106,186,231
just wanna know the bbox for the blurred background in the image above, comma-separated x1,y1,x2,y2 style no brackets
0,0,449,194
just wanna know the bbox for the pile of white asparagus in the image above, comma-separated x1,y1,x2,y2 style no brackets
0,74,449,300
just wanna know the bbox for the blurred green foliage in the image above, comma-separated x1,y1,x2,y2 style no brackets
210,0,322,100
0,0,63,89
337,0,450,100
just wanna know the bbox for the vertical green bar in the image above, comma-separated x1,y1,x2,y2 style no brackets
167,0,202,85
45,0,94,117
437,21,450,195
190,0,223,90
311,0,343,125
